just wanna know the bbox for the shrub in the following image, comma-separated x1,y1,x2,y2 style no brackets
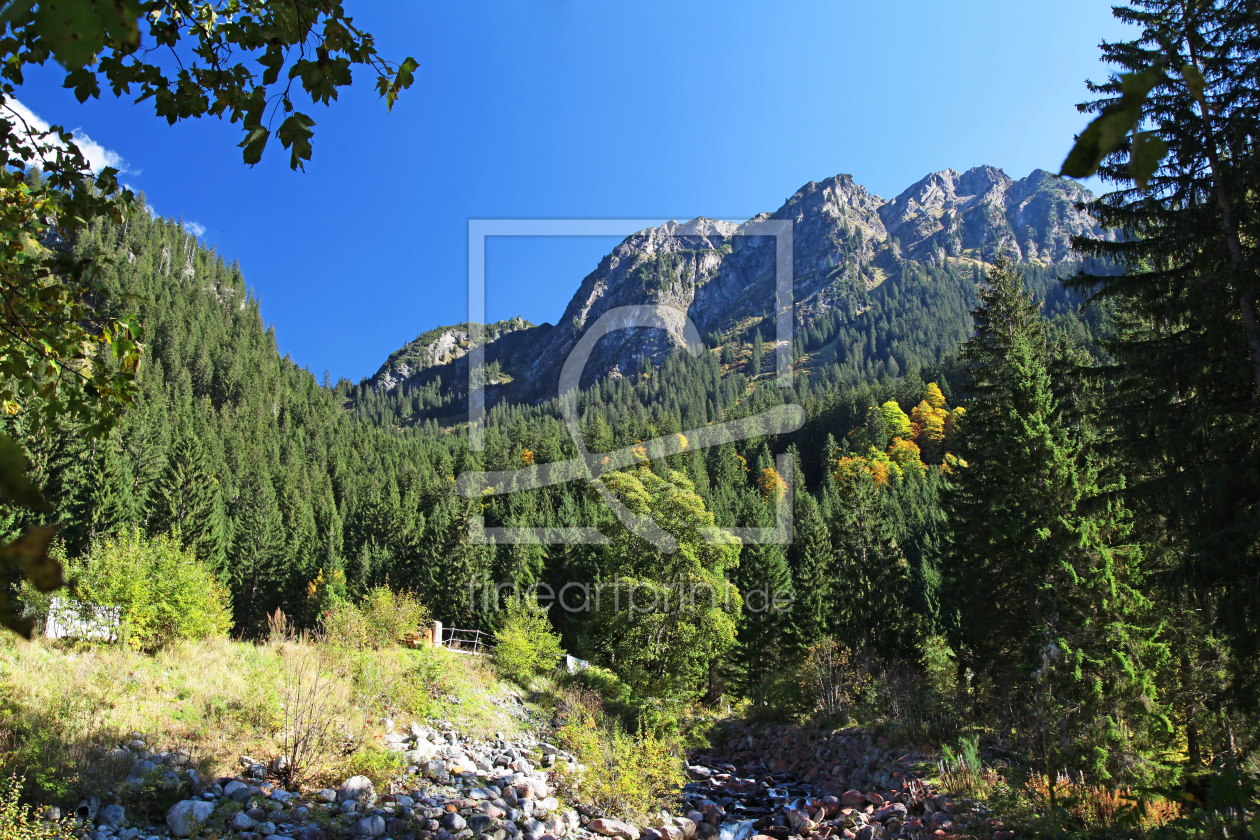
324,586,427,651
0,773,73,839
554,689,684,823
921,635,958,697
939,733,985,796
340,745,407,790
277,634,354,787
51,529,230,651
797,638,869,724
492,597,563,686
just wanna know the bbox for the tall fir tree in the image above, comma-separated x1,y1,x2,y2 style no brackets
1070,0,1260,705
946,256,1168,780
147,430,225,569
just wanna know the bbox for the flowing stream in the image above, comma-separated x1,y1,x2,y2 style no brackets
719,819,758,840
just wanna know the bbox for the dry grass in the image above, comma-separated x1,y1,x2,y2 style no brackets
1023,774,1182,833
0,632,527,806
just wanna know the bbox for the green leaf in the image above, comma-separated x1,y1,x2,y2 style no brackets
64,65,102,101
1061,64,1165,180
1129,131,1169,188
1182,62,1205,101
0,524,61,639
385,56,418,112
0,525,62,591
259,45,284,86
96,0,141,47
238,125,270,166
277,112,315,171
0,432,50,511
0,592,34,639
34,0,107,69
0,0,35,28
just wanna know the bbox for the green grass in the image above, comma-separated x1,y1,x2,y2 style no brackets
0,634,525,807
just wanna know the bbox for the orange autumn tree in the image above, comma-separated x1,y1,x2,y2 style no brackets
833,382,966,489
758,467,788,502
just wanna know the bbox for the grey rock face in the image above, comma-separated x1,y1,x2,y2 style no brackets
367,165,1106,413
877,166,1111,264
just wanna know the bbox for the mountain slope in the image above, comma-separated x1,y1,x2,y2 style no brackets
357,165,1110,420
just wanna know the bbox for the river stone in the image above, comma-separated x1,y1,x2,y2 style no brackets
874,803,907,823
166,800,215,837
224,780,251,802
338,776,376,805
840,790,865,809
231,812,258,830
590,819,641,840
98,804,125,828
351,814,387,836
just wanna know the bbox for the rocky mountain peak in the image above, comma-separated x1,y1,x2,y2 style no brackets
369,318,534,393
877,165,1109,263
366,164,1113,407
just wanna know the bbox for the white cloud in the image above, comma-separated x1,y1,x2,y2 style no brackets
184,221,206,238
2,97,126,174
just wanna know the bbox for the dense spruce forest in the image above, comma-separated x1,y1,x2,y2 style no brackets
3,196,987,652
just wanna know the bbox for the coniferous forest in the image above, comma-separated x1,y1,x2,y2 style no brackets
1,0,1259,836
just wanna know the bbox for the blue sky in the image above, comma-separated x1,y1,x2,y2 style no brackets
14,1,1133,383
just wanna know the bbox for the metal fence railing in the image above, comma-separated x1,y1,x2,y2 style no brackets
442,627,493,655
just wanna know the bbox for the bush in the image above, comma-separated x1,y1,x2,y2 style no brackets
0,773,73,839
324,586,427,651
276,635,355,787
492,597,563,686
50,529,231,651
554,689,684,823
797,638,870,724
341,745,408,790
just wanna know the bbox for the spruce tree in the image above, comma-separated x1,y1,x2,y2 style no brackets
787,489,834,654
946,257,1167,781
1069,0,1260,703
230,466,286,632
147,430,225,568
730,501,795,692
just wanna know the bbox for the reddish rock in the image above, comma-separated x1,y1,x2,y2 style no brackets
841,791,865,809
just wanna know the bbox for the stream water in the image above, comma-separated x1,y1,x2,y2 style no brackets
683,758,821,840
